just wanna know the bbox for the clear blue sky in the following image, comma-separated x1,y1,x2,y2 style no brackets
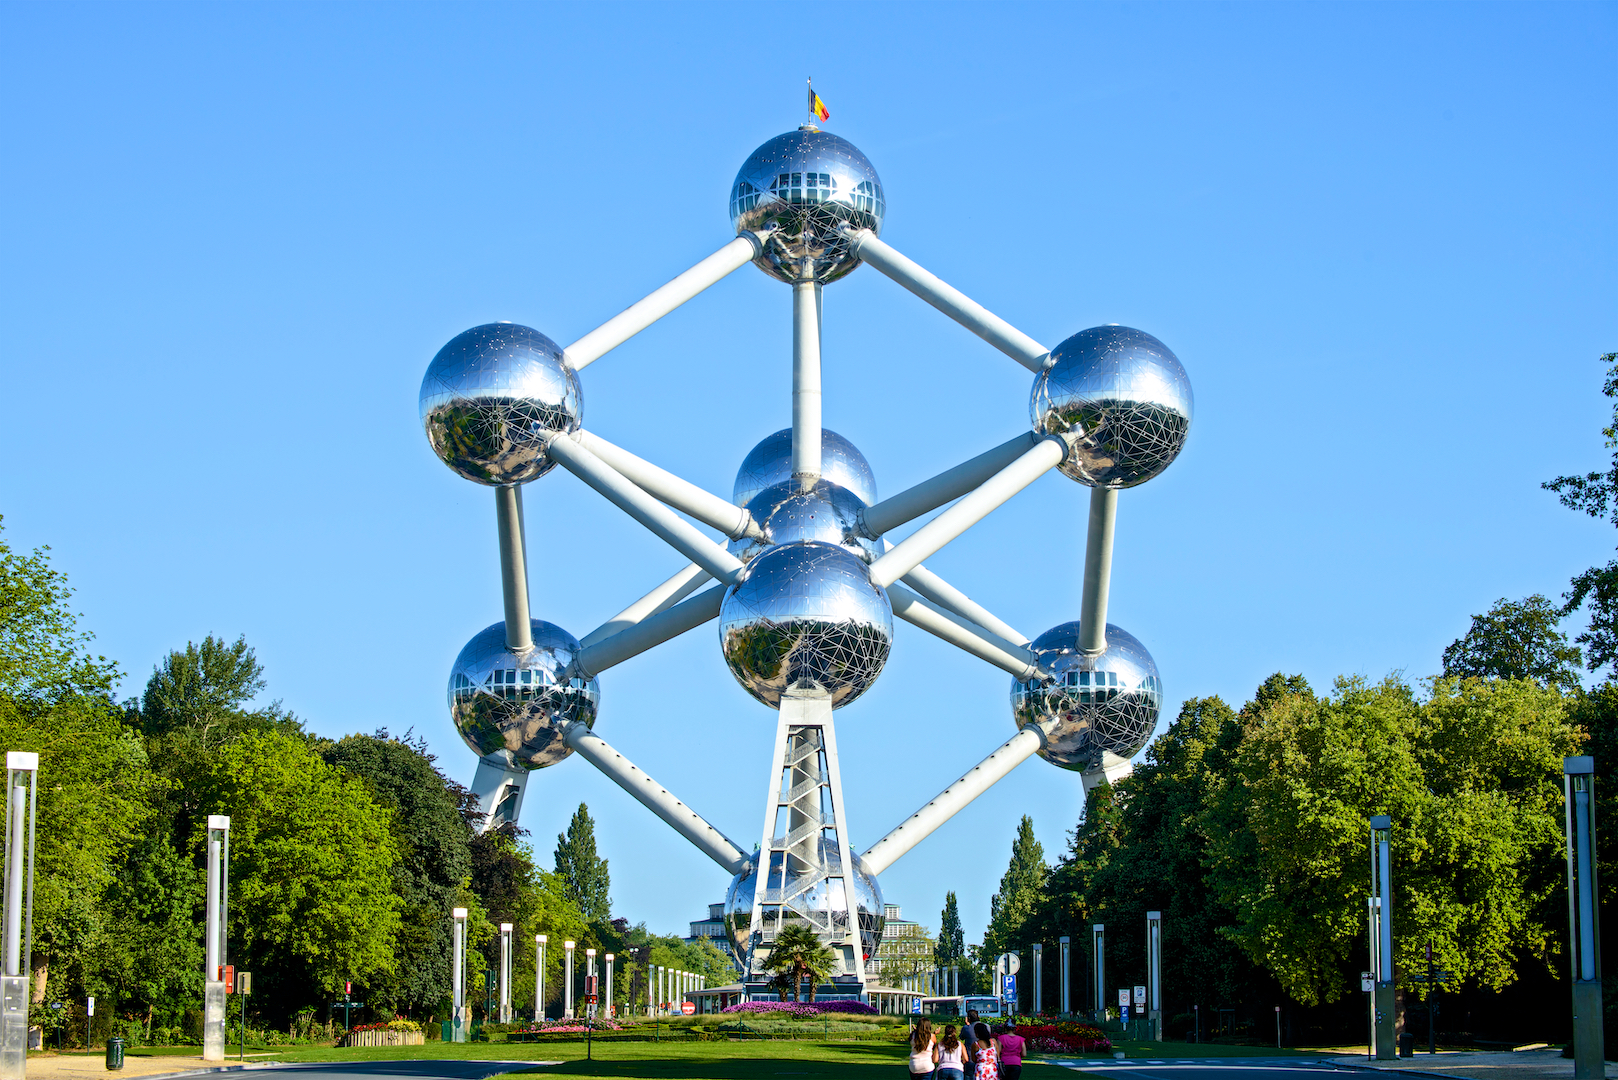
2,2,1614,952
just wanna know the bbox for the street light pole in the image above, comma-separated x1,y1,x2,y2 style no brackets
0,753,37,1080
605,954,615,1019
1146,911,1163,1041
1369,815,1395,1061
1058,937,1070,1016
1564,756,1604,1079
1091,925,1105,1023
202,815,230,1062
564,941,576,1019
535,935,546,1023
498,924,512,1024
451,908,468,1043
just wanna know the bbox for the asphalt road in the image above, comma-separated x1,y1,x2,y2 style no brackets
1045,1058,1373,1080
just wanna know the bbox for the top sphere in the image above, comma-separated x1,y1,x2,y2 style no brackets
1031,326,1192,488
730,128,885,285
733,428,878,509
420,323,582,486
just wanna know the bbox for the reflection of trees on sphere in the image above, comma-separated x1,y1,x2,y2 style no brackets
419,323,582,486
1032,325,1192,489
723,839,885,969
448,619,599,770
719,542,892,709
732,428,877,509
730,129,884,285
729,479,877,565
1010,622,1161,771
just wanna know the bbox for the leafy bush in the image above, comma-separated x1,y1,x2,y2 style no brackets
1017,1022,1111,1053
719,1000,879,1017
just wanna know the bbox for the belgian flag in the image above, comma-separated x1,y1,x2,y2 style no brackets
808,84,830,123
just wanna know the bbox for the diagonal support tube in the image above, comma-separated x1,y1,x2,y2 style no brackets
862,432,1039,538
579,563,712,649
564,723,750,875
547,435,746,585
564,235,762,370
495,485,533,651
889,584,1038,679
574,430,761,540
868,436,1067,588
847,229,1050,373
903,564,1027,646
575,583,724,677
1080,487,1117,655
792,274,823,484
860,722,1053,876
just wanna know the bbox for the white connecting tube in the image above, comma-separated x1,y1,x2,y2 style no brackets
565,235,761,370
902,564,1027,646
888,584,1037,679
494,485,533,651
1079,487,1117,655
574,429,761,540
564,724,751,875
579,563,712,649
792,276,822,483
862,432,1039,538
847,229,1050,373
575,583,724,677
860,721,1053,875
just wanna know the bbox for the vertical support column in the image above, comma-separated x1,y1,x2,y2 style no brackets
1091,924,1105,1022
791,276,822,486
586,950,597,1020
1146,911,1163,1041
0,754,37,1080
1059,937,1070,1016
564,941,576,1018
1079,487,1117,655
1032,942,1043,1015
451,908,468,1042
1564,757,1604,1078
202,815,230,1062
496,485,533,651
605,954,614,1019
646,962,653,1016
498,924,513,1023
1369,815,1395,1060
534,935,546,1022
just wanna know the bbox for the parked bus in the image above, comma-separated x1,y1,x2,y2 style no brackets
919,995,1004,1019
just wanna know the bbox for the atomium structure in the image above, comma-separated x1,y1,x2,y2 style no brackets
417,121,1193,998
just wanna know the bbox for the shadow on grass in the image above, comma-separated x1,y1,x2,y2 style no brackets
528,1042,908,1078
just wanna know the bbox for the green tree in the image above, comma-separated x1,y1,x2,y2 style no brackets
200,730,401,1020
935,891,965,967
0,518,118,700
553,803,611,921
323,731,472,1017
95,832,204,1037
140,635,266,741
1442,595,1583,691
1544,352,1618,675
762,924,837,1002
982,815,1048,962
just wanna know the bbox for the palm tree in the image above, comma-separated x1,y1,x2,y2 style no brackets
763,924,838,1002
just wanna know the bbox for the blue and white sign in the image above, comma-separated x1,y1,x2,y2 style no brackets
1003,974,1016,998
911,999,921,1014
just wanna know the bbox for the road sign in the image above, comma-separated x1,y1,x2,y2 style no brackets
1003,974,1016,998
1360,972,1374,992
585,994,599,1005
911,999,921,1015
585,976,598,996
239,972,252,996
222,966,235,994
681,1002,696,1016
345,981,352,995
1134,985,1146,1005
86,997,94,1017
1001,953,1021,975
1121,1005,1130,1023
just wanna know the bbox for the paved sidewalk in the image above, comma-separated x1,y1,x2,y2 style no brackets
24,1052,284,1080
1326,1048,1604,1079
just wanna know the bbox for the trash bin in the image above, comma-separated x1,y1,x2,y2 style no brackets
105,1036,124,1071
1398,1032,1415,1058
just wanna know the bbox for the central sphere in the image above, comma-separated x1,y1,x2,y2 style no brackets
420,323,582,486
448,619,599,770
728,480,877,565
1031,325,1192,489
733,428,877,509
1010,622,1162,772
730,129,885,285
718,541,893,709
723,840,885,973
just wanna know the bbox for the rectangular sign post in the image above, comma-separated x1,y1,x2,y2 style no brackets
1369,816,1395,1061
1564,757,1605,1079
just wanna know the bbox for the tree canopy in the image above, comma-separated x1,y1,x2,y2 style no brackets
1442,595,1582,691
553,803,611,921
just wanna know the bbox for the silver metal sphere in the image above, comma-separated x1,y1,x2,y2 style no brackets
728,480,878,565
420,323,582,486
448,619,599,770
723,840,886,972
718,541,893,710
1031,325,1192,488
730,128,885,285
733,428,877,509
1011,622,1162,773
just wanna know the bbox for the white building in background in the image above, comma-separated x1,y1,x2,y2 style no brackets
866,904,936,992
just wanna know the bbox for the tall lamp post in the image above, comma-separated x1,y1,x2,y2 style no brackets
1564,757,1604,1078
1091,925,1105,1023
534,934,546,1022
564,941,576,1019
451,908,468,1042
1146,911,1163,1041
1031,942,1043,1015
1058,936,1070,1016
586,949,597,1021
202,815,230,1062
498,924,513,1023
0,753,37,1080
605,953,615,1019
1369,815,1395,1061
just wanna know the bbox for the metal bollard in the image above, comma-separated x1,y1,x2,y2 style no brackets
104,1036,124,1071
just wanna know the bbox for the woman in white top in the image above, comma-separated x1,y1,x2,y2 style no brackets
909,1018,938,1079
934,1024,967,1080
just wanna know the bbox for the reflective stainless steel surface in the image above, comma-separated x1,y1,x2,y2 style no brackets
728,479,877,565
1031,325,1192,488
733,427,877,508
724,839,885,970
449,619,600,769
1011,621,1161,771
730,128,884,284
719,541,893,709
421,323,583,486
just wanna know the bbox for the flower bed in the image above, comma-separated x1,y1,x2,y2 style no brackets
340,1020,424,1048
719,1001,878,1017
1016,1022,1111,1053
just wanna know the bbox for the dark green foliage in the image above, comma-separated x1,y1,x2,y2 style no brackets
981,816,1047,961
1442,595,1583,691
553,803,611,921
0,517,119,700
763,923,838,1002
1544,352,1618,675
934,891,965,966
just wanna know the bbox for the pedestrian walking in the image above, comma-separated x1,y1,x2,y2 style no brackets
935,1025,967,1080
970,1022,998,1080
909,1018,938,1078
995,1022,1026,1080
